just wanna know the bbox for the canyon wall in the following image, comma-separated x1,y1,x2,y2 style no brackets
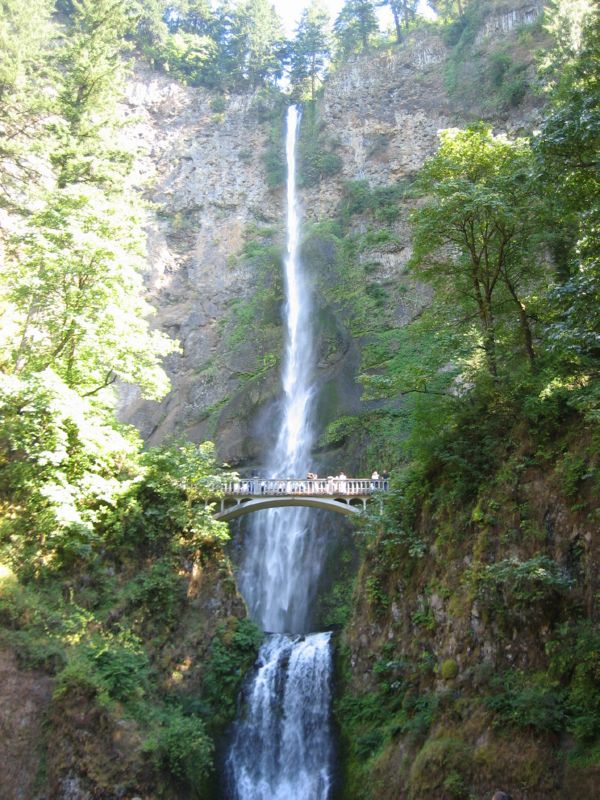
119,1,547,469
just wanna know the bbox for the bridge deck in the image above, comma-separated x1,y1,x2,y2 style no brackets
213,478,388,521
222,477,388,498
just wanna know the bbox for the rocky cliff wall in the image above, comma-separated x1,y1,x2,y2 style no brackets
119,2,548,469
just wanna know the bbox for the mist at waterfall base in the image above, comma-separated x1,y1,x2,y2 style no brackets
224,106,336,800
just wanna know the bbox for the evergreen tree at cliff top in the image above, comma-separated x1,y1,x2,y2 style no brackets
290,0,331,100
0,0,55,207
334,0,379,57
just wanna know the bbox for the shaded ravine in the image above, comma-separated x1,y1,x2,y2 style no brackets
225,106,335,799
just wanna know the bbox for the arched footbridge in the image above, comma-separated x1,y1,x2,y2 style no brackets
213,478,389,522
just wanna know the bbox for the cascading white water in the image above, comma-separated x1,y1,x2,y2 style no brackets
226,106,334,800
226,633,333,800
237,105,329,636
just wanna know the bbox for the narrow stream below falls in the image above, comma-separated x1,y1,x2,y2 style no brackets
223,106,336,800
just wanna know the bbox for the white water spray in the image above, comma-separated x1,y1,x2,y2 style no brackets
226,106,334,799
237,106,329,636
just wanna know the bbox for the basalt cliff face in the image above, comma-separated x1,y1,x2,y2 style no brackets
119,1,546,469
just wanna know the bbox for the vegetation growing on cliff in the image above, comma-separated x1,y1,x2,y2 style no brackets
0,1,261,795
333,4,600,797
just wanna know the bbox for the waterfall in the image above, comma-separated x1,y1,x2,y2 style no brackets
226,633,333,800
225,106,334,799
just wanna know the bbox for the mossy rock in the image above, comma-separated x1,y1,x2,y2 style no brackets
409,737,473,800
441,658,459,680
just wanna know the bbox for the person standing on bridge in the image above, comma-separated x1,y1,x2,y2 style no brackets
339,472,347,493
371,470,380,490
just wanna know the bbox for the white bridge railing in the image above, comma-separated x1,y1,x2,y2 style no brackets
222,478,389,497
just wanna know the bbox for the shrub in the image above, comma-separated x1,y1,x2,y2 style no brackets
144,707,214,791
547,621,600,742
409,737,473,799
441,659,459,680
485,670,567,734
200,619,262,727
473,555,573,613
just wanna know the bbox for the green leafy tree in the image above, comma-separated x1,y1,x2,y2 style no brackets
535,5,600,399
4,188,178,398
1,0,179,400
410,126,541,378
290,0,331,100
0,369,139,574
334,0,379,58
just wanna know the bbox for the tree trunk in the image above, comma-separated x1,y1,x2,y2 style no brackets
503,273,537,370
392,8,402,42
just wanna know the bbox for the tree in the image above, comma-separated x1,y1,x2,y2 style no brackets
222,0,286,89
334,0,379,58
0,0,179,400
50,0,134,189
410,126,541,378
535,5,600,383
0,0,54,207
290,0,331,100
4,188,178,398
379,0,418,43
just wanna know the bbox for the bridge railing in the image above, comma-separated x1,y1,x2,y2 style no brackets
222,478,389,497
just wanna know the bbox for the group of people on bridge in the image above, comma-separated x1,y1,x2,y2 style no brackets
224,471,389,497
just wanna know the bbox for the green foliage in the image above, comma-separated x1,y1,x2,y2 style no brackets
134,0,287,92
547,621,600,743
334,0,379,58
126,558,184,626
472,555,573,613
485,669,568,734
263,111,286,187
297,112,343,187
410,125,540,378
222,230,283,374
109,440,230,558
0,0,54,206
409,737,473,800
55,633,149,704
0,0,179,402
534,7,600,412
339,178,409,224
0,370,138,575
143,705,214,791
441,658,459,680
3,190,178,399
200,618,262,728
289,0,331,100
441,1,540,113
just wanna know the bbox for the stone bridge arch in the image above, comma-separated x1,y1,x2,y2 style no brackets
213,495,366,522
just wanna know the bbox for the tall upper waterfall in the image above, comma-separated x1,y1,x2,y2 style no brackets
236,106,329,636
225,106,334,800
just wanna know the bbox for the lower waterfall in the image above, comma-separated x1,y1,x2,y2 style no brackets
224,104,335,799
225,633,334,800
